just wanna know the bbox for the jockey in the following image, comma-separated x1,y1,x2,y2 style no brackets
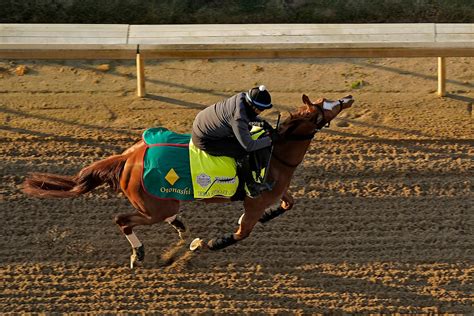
192,85,275,198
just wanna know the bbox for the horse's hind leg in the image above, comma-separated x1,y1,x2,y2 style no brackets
115,198,181,267
165,214,188,240
114,211,154,268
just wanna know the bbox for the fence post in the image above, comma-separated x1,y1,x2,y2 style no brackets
437,57,446,97
136,45,146,97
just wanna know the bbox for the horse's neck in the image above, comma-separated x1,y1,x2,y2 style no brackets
270,140,312,185
274,140,312,167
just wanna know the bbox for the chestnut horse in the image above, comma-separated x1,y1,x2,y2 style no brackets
23,94,354,268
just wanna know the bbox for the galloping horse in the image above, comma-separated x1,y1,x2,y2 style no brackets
23,94,354,267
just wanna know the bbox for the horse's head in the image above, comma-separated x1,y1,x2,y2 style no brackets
278,94,354,140
303,94,354,122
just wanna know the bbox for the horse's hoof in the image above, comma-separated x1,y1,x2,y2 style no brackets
130,245,145,268
176,228,188,241
134,245,145,261
190,238,204,251
170,217,188,240
130,253,137,269
238,213,244,225
130,256,136,269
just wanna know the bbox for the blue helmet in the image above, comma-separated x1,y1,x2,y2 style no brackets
245,85,272,110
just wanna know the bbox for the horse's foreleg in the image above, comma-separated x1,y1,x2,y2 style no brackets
204,199,266,251
259,190,294,223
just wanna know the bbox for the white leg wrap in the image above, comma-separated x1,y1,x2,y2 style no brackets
164,214,177,224
125,232,142,248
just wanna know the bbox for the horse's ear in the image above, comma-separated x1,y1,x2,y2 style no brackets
302,94,312,106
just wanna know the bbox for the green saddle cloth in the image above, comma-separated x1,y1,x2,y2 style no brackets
142,127,194,201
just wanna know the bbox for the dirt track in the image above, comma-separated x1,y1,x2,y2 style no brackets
0,58,473,313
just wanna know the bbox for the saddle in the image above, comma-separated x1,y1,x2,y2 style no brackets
189,127,270,200
141,127,270,201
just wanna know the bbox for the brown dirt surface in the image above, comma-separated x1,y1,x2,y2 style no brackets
0,57,473,314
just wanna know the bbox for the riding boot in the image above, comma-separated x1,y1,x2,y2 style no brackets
236,155,273,198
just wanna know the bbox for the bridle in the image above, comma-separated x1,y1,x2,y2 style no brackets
271,100,344,168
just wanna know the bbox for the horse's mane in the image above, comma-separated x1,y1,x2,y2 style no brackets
278,106,319,136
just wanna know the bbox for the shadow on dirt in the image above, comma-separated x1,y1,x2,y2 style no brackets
0,125,127,151
446,93,474,105
145,94,206,109
351,59,473,89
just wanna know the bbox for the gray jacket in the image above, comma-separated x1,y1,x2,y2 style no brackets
192,93,272,152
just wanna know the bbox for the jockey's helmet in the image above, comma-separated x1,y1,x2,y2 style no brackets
245,85,272,111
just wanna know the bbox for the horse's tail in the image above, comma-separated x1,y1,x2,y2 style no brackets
23,154,128,198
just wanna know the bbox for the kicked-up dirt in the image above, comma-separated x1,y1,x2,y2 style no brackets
0,57,473,313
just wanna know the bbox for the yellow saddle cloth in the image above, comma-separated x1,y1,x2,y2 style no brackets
189,140,239,199
189,128,265,199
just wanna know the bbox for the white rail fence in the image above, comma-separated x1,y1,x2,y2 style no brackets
1,23,473,97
